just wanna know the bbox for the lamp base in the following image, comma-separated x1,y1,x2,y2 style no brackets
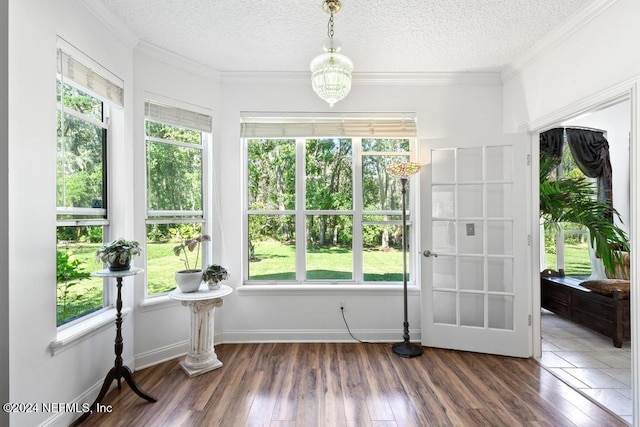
392,341,423,358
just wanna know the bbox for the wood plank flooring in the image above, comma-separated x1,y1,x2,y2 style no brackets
83,343,626,426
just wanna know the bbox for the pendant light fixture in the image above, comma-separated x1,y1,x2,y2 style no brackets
310,0,353,107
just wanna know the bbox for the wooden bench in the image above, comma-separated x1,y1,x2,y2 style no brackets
541,275,630,348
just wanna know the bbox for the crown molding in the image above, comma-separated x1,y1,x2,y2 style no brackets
135,41,221,82
220,71,502,86
80,0,139,49
521,75,637,133
502,0,621,82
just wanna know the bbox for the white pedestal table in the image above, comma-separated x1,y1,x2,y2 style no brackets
168,284,233,377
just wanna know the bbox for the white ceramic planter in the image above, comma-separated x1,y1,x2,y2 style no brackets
175,270,202,293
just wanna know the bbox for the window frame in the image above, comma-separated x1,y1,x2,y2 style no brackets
143,102,212,298
244,135,417,285
56,78,112,328
543,141,597,276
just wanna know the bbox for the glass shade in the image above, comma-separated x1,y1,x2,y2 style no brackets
387,162,422,178
310,51,353,107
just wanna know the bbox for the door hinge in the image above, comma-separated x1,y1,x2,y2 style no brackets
527,234,532,246
526,154,531,166
528,315,532,326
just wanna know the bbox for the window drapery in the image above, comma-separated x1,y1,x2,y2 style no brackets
565,128,613,208
539,127,564,165
540,127,613,219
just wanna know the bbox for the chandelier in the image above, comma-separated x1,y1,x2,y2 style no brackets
310,0,353,107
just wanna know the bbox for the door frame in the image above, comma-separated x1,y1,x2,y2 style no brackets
522,77,639,423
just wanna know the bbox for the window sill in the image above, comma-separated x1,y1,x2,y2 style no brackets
50,307,131,356
237,283,420,296
138,294,179,312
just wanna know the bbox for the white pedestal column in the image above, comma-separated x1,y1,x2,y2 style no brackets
168,284,233,378
180,298,223,377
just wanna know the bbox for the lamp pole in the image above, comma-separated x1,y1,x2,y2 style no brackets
388,162,423,358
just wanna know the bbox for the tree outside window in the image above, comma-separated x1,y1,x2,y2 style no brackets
247,137,413,283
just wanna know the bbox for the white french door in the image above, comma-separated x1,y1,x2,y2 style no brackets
419,135,532,357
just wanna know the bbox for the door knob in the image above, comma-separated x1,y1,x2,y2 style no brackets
423,250,438,258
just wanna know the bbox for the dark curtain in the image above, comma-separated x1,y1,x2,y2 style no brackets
565,128,613,214
540,127,614,222
540,128,564,161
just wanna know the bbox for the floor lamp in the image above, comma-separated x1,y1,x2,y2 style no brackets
388,161,424,358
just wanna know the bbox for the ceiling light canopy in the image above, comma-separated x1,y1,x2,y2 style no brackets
310,0,353,107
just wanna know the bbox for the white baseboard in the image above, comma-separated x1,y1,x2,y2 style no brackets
219,328,421,344
134,340,189,370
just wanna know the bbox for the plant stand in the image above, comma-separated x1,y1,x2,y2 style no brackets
169,284,233,377
71,268,156,426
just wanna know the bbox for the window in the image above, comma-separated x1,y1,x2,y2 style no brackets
243,114,417,284
56,47,123,326
145,100,212,296
543,142,595,276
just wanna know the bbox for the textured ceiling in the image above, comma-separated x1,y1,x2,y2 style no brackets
99,0,594,73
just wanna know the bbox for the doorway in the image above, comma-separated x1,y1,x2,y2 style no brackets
537,99,632,423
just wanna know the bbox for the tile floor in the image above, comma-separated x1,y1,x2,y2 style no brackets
539,309,632,424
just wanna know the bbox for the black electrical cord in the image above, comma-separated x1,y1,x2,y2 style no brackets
340,307,368,343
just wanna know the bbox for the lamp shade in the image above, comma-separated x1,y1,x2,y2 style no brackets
310,51,353,107
387,162,422,178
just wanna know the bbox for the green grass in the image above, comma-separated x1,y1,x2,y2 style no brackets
249,239,403,281
57,241,185,325
59,239,405,324
545,242,592,276
146,241,186,295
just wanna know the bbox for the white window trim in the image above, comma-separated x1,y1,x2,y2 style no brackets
50,307,130,356
56,76,112,331
143,104,212,298
244,135,417,286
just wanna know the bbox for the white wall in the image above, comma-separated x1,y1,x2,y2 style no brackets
215,78,505,342
1,0,9,425
503,0,640,130
8,1,134,425
563,100,631,233
132,47,221,367
131,74,507,355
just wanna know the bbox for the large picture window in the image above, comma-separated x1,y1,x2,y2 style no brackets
244,114,417,284
145,101,212,296
56,47,123,326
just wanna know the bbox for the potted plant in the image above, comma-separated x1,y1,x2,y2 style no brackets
203,264,229,290
95,238,143,271
173,235,210,292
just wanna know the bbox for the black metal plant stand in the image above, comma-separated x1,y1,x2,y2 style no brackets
390,173,423,358
72,268,156,426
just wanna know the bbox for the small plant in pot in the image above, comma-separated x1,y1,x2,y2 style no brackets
95,238,143,271
203,264,229,290
173,235,210,292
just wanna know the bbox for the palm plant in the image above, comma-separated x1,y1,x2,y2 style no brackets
540,154,629,275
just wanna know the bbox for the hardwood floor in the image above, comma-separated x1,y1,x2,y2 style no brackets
83,343,626,426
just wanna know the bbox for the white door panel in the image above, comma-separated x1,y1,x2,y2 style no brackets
420,135,531,357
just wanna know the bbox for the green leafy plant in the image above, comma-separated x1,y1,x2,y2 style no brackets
57,250,93,324
203,264,229,284
540,154,629,275
95,238,143,264
173,235,210,271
